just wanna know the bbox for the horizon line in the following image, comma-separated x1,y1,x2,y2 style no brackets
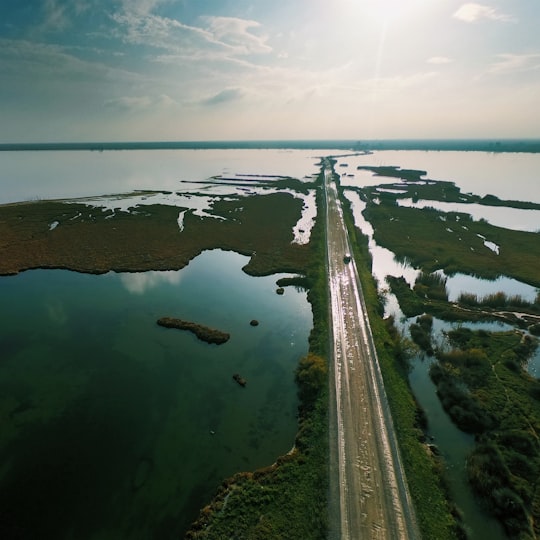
1,138,540,153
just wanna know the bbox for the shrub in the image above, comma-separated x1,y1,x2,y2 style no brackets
295,353,327,412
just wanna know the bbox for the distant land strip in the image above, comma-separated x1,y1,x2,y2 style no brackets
1,139,540,152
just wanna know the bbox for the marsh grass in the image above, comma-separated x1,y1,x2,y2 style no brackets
0,192,311,277
431,328,540,539
458,291,540,313
362,198,540,288
358,168,540,211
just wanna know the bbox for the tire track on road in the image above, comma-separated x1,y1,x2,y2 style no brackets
324,161,419,539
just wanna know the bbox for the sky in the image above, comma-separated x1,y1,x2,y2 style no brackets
1,0,539,142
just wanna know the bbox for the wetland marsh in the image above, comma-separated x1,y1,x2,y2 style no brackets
339,153,540,539
1,145,539,538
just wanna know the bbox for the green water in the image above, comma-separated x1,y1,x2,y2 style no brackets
0,249,312,539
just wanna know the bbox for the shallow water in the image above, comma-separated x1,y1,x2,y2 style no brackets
335,150,540,203
442,272,538,303
397,198,540,233
0,249,312,538
0,148,326,204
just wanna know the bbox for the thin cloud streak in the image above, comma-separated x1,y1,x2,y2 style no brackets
486,53,540,75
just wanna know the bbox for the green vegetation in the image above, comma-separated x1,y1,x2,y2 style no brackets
156,317,230,344
386,275,425,317
458,291,540,314
0,191,311,277
337,177,462,539
530,324,540,337
414,272,448,302
275,275,310,289
357,165,428,183
430,328,540,538
409,314,434,356
357,170,540,211
388,272,540,330
357,185,540,288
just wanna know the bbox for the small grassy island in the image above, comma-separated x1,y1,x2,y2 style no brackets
156,317,230,344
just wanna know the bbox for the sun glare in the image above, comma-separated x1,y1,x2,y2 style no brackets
342,0,418,24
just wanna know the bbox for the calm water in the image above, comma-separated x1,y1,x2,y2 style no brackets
0,148,326,204
1,147,539,538
0,250,312,539
336,150,540,203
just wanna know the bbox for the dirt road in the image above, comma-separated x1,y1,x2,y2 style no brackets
324,161,419,539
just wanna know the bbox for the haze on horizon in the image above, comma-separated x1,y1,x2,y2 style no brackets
1,0,539,143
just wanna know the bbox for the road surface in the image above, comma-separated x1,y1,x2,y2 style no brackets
324,160,419,540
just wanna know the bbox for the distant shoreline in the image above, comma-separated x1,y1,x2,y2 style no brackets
1,139,540,153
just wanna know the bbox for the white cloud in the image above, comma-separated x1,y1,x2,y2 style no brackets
35,0,92,34
105,94,177,110
200,87,245,106
111,5,271,61
0,38,140,83
202,16,272,55
42,0,69,31
110,10,212,52
427,56,453,65
453,3,516,23
486,53,540,75
120,0,167,16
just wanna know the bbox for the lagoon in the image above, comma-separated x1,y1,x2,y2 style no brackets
0,249,312,538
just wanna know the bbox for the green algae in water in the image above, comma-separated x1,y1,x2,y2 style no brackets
0,249,312,539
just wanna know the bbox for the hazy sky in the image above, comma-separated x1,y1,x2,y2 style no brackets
1,0,539,142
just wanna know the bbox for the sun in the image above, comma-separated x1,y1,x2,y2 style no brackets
342,0,419,24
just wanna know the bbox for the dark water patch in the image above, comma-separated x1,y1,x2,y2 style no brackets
0,355,149,539
0,250,311,538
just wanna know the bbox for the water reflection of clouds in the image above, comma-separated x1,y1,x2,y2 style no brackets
47,299,68,325
120,270,182,294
